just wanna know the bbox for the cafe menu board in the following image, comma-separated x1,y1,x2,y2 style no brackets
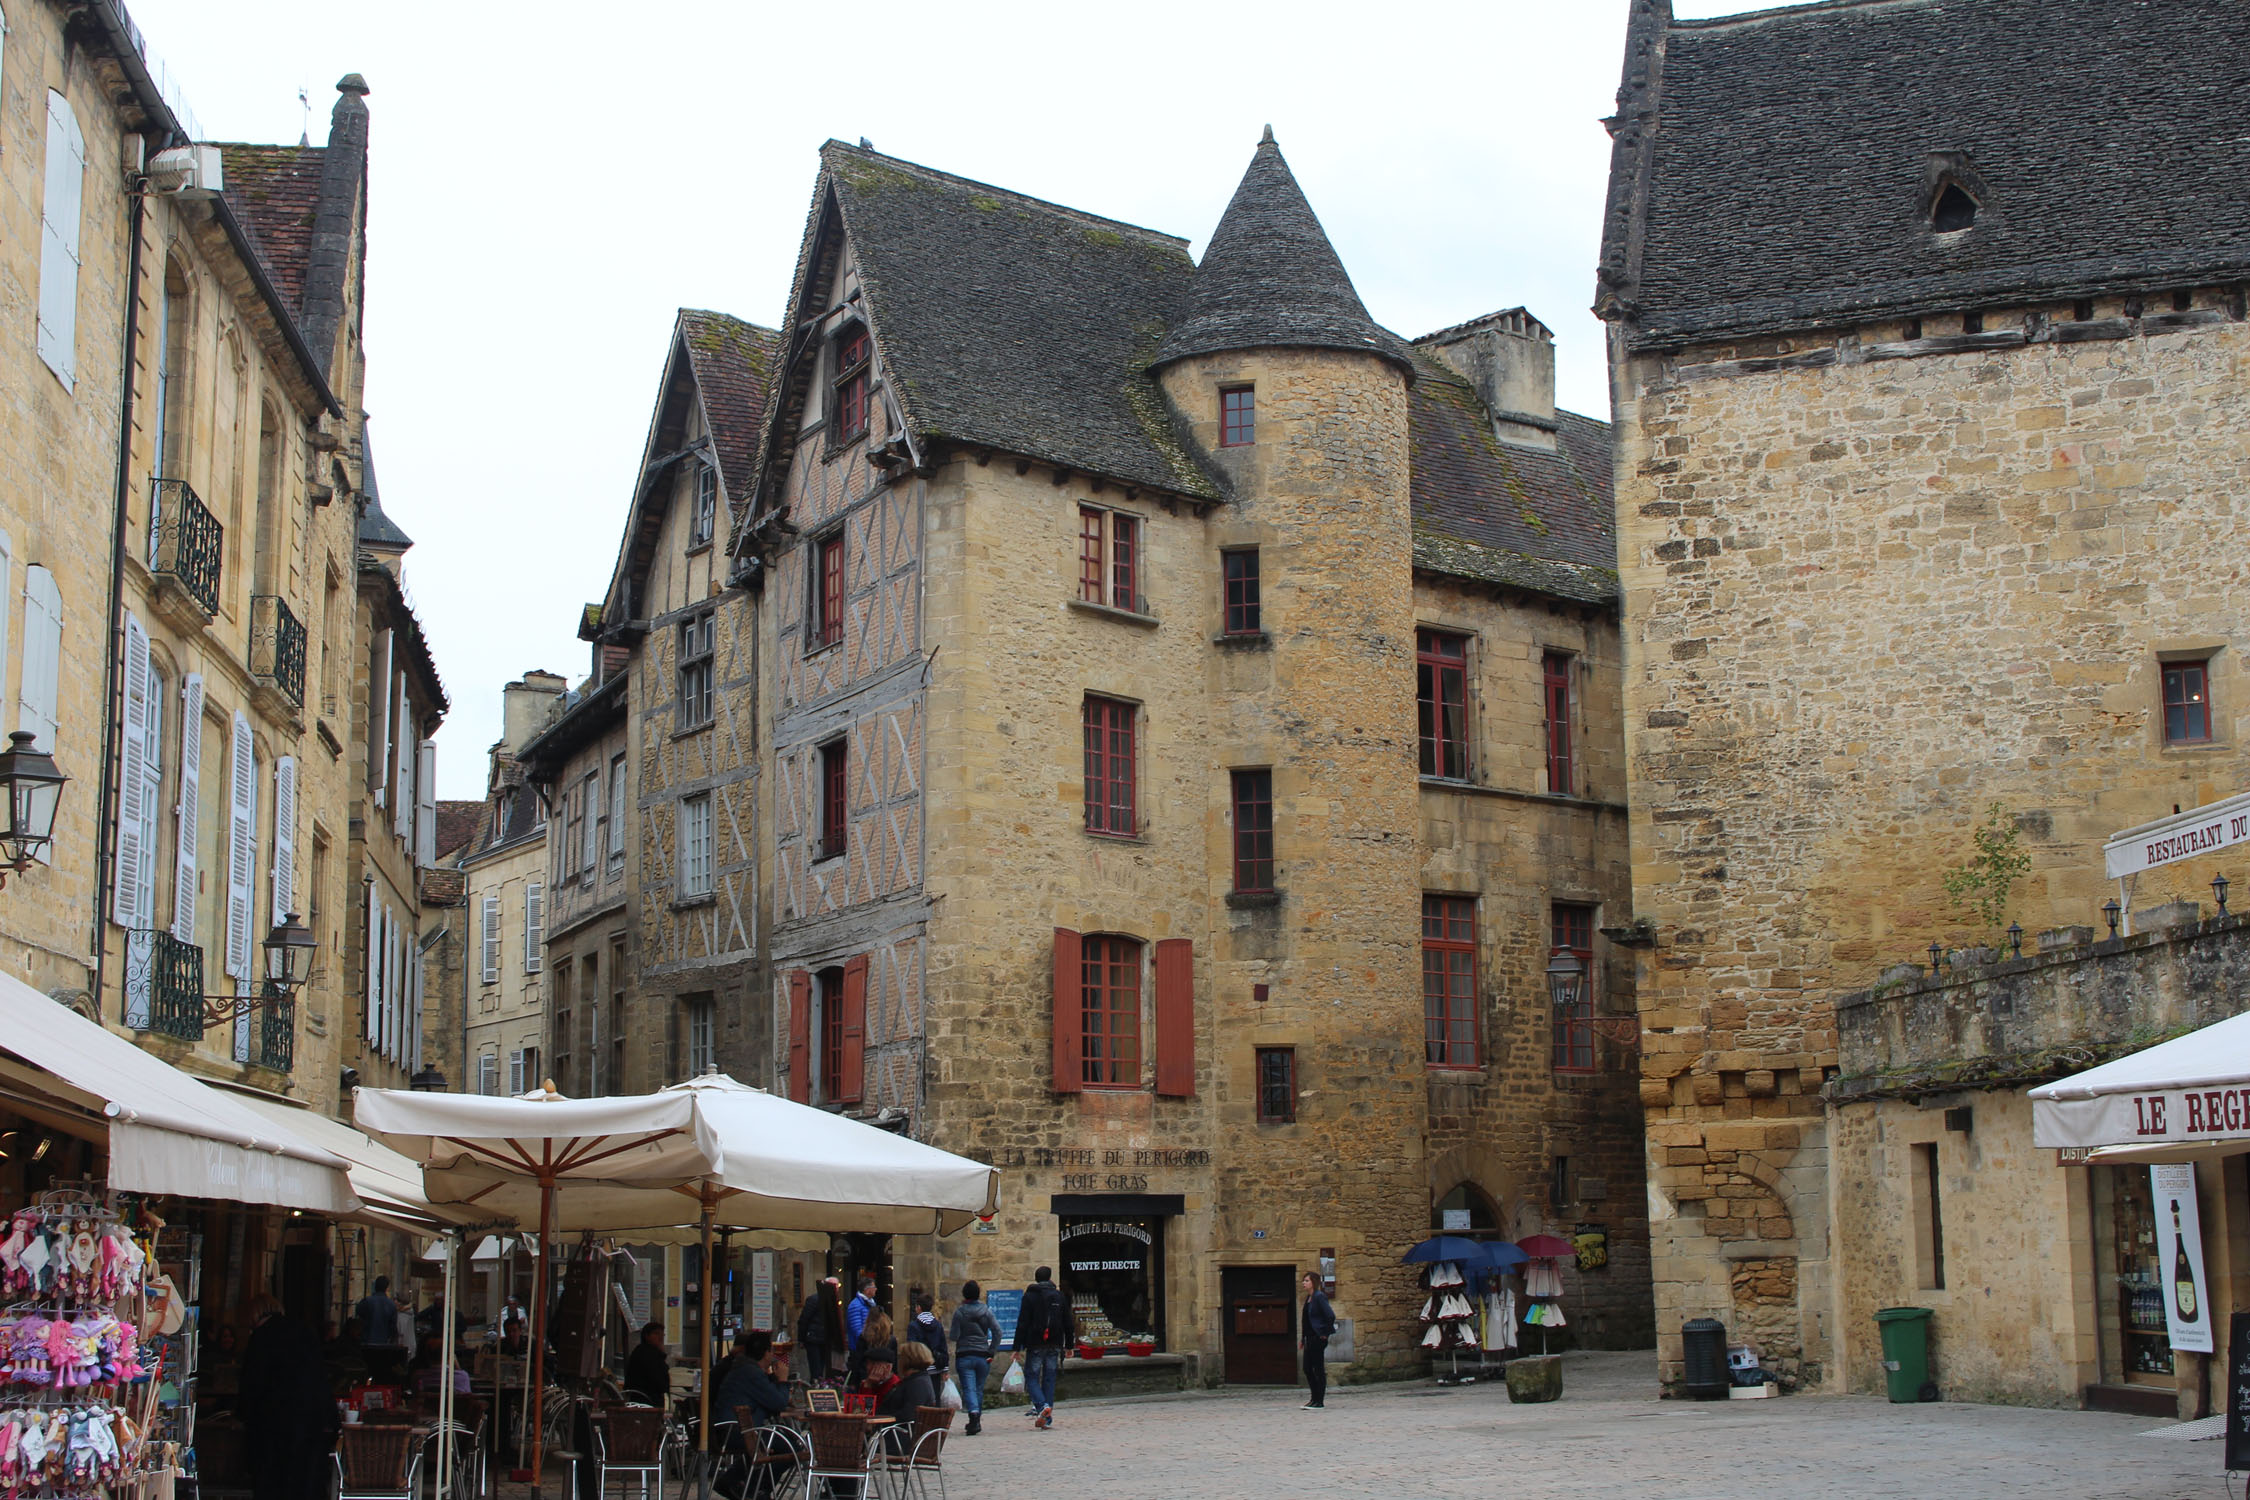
2227,1311,2250,1472
986,1289,1023,1348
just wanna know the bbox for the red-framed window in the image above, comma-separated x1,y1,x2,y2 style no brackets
813,534,845,646
1423,895,1477,1068
834,326,871,444
1220,385,1255,447
1551,902,1596,1074
1222,548,1261,635
2163,660,2212,745
1081,934,1142,1087
1255,1046,1295,1124
1083,696,1137,836
819,738,847,860
1543,651,1574,795
1077,507,1142,612
1418,630,1470,779
1231,768,1274,893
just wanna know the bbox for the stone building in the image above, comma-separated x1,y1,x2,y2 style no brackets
704,132,1650,1377
453,672,560,1094
1596,0,2250,1395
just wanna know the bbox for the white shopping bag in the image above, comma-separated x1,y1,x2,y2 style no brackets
939,1375,963,1411
1001,1360,1026,1395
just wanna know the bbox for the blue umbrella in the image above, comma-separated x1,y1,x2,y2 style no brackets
1480,1240,1529,1271
1403,1235,1521,1270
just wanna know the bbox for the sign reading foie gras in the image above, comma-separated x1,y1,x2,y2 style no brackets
2153,1163,2214,1355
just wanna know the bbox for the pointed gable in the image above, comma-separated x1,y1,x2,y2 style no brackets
678,310,778,509
777,142,1219,502
1155,128,1414,376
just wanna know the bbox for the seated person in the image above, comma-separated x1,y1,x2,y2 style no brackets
623,1322,671,1407
715,1331,789,1439
853,1346,899,1409
876,1344,938,1453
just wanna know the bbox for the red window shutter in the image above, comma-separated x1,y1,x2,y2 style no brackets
838,955,869,1104
787,970,812,1103
1052,928,1083,1094
1154,938,1195,1097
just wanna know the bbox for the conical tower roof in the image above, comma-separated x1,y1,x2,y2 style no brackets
1155,128,1414,376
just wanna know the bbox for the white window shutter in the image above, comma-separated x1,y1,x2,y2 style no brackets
524,882,543,973
17,565,61,753
112,615,150,926
270,756,297,922
365,889,381,1040
415,740,436,866
135,668,162,930
172,675,203,942
479,1054,497,1095
36,91,84,388
409,928,423,1072
369,630,391,803
224,712,256,979
609,765,625,857
392,673,409,835
481,895,499,984
508,1048,524,1095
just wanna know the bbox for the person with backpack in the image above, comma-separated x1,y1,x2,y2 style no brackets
1009,1266,1071,1429
947,1282,1001,1436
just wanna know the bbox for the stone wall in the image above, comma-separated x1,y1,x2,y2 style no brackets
1612,300,2250,1390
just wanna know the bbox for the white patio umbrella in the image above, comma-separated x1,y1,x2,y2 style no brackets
355,1076,1000,1489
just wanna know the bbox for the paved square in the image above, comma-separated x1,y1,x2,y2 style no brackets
939,1351,2228,1499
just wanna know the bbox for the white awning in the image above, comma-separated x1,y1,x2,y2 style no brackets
2029,1010,2250,1151
2103,790,2250,879
224,1087,485,1229
0,971,357,1212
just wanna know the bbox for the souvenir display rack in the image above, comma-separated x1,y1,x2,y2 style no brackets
0,1186,164,1498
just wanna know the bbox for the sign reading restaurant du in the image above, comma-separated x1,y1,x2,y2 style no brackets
2103,790,2250,879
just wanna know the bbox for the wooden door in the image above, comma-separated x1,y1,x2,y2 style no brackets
1221,1266,1298,1385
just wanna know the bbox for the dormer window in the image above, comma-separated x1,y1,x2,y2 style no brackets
1932,182,1977,233
833,325,871,445
690,461,717,548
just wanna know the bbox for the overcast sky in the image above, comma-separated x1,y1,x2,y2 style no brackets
124,0,1775,796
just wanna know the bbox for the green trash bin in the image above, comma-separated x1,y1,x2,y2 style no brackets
1874,1306,1933,1402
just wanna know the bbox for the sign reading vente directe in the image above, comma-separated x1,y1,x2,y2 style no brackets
2104,791,2250,879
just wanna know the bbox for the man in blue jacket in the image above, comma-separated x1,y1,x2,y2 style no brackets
845,1276,879,1351
1300,1271,1336,1410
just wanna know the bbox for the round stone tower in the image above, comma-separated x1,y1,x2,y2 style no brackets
1151,129,1431,1371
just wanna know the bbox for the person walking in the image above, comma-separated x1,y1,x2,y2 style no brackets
797,1278,846,1381
1300,1271,1336,1410
354,1275,406,1381
908,1290,949,1377
241,1297,328,1500
1010,1266,1070,1430
947,1282,1001,1436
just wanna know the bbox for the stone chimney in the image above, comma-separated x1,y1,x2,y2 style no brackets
501,671,566,753
1414,307,1558,451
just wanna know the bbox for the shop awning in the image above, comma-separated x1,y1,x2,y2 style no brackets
2029,1010,2250,1151
223,1086,490,1231
0,971,357,1212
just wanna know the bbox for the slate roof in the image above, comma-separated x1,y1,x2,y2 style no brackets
1600,0,2250,349
217,143,325,312
1155,129,1415,376
357,431,412,548
819,142,1221,500
678,311,781,508
1407,351,1617,604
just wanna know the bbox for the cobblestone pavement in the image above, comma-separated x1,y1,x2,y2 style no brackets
938,1351,2232,1499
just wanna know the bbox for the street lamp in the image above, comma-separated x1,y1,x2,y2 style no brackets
1545,950,1585,1012
2006,921,2024,958
262,912,317,993
2102,898,2122,939
0,731,67,884
410,1067,449,1092
2215,874,2231,915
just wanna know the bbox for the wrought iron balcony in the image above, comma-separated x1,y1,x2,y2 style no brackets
149,478,223,620
250,595,307,712
124,928,204,1041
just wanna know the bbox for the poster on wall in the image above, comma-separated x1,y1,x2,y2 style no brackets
2153,1162,2214,1354
987,1288,1023,1348
751,1252,774,1333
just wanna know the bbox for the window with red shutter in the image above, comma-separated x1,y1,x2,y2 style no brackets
1082,696,1137,836
1422,895,1478,1068
819,739,847,860
838,955,868,1104
1154,938,1194,1097
787,970,812,1103
1052,928,1083,1093
812,534,845,647
1110,514,1138,612
818,964,847,1102
1418,630,1471,779
1544,651,1575,795
1551,903,1596,1074
1079,508,1106,603
1081,934,1143,1087
1074,507,1145,613
834,325,871,444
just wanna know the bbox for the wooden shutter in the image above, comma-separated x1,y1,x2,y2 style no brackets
391,672,409,830
270,756,297,923
1052,927,1083,1094
415,741,436,865
481,895,500,983
369,630,391,799
837,955,868,1105
36,90,84,387
1155,938,1195,1097
525,882,544,972
113,615,150,925
17,565,60,753
225,711,256,978
786,970,811,1103
171,676,203,941
365,888,381,1039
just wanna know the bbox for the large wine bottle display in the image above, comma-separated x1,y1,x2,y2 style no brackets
2173,1200,2200,1321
